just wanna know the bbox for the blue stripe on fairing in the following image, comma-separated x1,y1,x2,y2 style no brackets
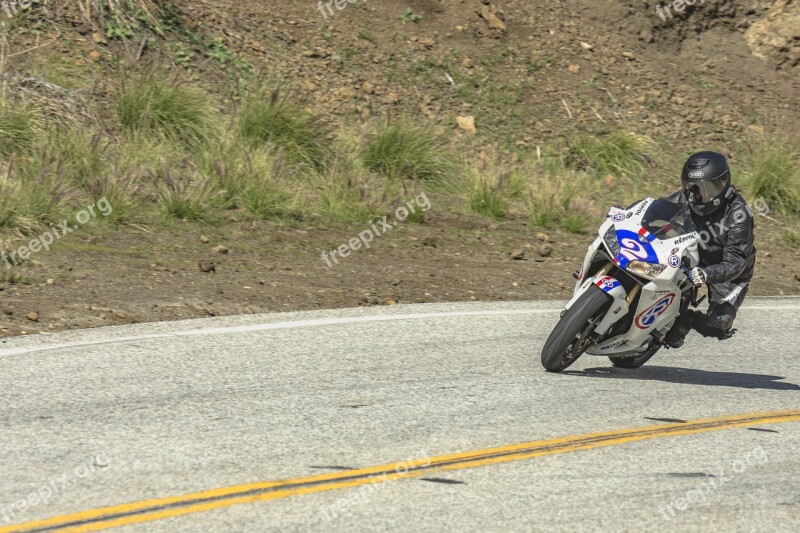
615,229,660,264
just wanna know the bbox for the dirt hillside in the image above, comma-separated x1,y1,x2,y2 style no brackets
0,0,798,337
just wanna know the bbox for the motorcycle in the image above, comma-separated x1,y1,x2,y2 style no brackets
540,197,705,372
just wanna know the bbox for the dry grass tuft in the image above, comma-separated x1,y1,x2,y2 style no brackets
1,73,99,128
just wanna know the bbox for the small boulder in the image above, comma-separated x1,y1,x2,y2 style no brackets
538,244,553,257
456,115,477,135
479,7,507,31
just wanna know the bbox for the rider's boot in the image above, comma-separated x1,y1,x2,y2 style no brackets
664,310,698,349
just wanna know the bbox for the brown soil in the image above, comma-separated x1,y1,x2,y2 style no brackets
8,0,800,150
178,0,800,148
2,212,798,337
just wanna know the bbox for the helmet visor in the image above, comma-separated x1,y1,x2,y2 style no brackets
682,176,727,205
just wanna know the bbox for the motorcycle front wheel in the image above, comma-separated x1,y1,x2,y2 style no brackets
541,285,611,373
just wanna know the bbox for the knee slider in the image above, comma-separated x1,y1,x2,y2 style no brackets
708,310,734,332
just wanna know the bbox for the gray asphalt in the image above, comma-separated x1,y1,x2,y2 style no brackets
1,298,798,532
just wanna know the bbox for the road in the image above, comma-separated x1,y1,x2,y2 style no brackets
1,298,798,532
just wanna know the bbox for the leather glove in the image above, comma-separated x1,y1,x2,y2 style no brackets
688,267,708,285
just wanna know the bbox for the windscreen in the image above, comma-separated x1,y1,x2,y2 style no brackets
640,199,696,240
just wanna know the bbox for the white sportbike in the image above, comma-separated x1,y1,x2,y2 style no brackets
541,197,705,372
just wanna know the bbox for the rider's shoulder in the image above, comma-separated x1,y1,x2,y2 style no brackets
727,189,749,209
724,191,754,226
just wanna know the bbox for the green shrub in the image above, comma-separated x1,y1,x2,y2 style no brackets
0,155,75,236
362,121,453,183
400,9,423,23
0,174,25,233
45,129,108,189
239,89,334,170
196,129,298,218
739,136,800,215
240,180,292,219
37,129,149,224
94,0,178,38
523,161,599,232
559,198,598,234
399,181,428,224
316,165,391,223
560,212,587,233
20,161,75,225
527,181,565,229
198,134,261,206
150,167,213,221
0,100,42,159
239,155,294,219
565,131,654,178
782,228,800,249
468,174,507,219
206,38,235,65
528,194,594,233
86,172,143,224
357,31,376,42
116,76,211,146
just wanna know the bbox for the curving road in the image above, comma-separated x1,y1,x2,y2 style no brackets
1,299,799,532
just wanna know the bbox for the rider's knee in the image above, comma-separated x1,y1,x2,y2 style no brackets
707,305,736,332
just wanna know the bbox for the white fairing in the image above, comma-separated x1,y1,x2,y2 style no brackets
566,198,701,357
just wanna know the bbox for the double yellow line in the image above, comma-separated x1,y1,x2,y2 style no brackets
4,409,799,532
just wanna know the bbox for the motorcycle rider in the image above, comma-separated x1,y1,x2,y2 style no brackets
663,151,756,348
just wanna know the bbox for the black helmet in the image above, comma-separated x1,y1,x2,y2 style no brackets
681,151,733,216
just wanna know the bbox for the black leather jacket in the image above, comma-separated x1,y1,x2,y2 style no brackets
666,190,756,284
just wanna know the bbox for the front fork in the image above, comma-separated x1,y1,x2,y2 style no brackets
592,279,640,336
580,262,641,337
566,260,643,338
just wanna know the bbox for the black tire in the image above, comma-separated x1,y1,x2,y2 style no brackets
609,340,661,369
541,285,611,372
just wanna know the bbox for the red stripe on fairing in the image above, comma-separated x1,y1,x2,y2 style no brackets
637,226,657,243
